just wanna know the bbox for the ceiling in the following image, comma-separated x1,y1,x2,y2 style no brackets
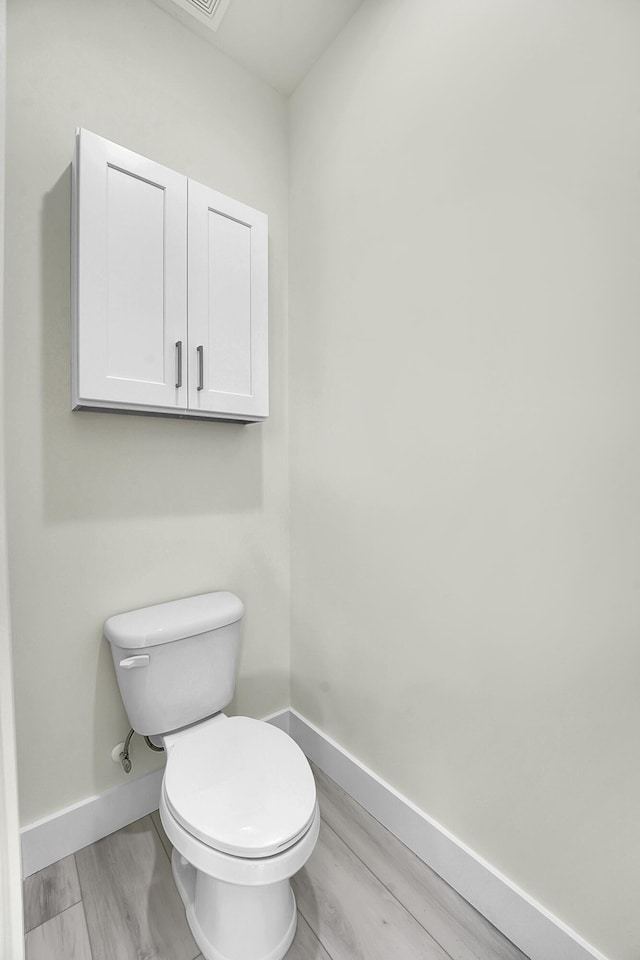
149,0,366,95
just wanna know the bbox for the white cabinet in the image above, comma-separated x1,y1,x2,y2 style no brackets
72,131,188,411
187,180,268,419
72,129,268,422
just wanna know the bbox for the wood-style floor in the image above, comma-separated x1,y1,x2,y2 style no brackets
23,763,530,960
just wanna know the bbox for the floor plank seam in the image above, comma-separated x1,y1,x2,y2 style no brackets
72,855,95,960
24,900,95,960
24,896,85,936
294,900,338,960
293,815,336,960
82,898,95,960
150,810,171,861
72,852,82,896
319,816,457,960
77,898,95,960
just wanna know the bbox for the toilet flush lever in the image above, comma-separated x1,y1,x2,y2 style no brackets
119,655,150,669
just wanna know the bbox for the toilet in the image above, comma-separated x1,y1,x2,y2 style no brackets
104,592,319,960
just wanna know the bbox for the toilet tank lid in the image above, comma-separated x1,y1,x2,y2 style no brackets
104,592,244,649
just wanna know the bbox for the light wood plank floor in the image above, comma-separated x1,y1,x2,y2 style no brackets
24,764,529,960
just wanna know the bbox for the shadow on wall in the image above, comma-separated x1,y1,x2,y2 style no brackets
229,668,291,722
40,167,264,525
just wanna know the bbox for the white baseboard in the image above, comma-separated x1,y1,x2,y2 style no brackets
287,709,608,960
261,707,290,734
21,707,608,960
21,767,165,878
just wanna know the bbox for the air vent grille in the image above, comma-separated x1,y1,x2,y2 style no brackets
153,0,234,33
187,0,220,17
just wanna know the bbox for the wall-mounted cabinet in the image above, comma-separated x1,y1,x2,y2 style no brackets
72,129,268,422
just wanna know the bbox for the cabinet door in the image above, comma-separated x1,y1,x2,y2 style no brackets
187,180,268,419
73,129,188,410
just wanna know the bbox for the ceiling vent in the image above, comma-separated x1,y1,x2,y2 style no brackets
153,0,234,33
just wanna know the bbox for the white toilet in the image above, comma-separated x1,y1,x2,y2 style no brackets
104,592,319,960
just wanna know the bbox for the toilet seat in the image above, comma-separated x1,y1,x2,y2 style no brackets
163,716,317,859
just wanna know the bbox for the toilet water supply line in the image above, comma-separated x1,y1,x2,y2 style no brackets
120,728,164,774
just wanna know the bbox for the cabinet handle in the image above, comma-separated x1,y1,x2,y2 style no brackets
175,341,182,389
197,345,204,391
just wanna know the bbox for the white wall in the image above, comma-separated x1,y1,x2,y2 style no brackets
289,2,640,959
5,0,289,827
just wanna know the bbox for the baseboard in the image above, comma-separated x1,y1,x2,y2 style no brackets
262,707,290,734
20,767,165,878
20,707,608,960
21,709,291,877
287,709,608,960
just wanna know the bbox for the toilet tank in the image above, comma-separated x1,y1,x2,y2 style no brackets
104,592,244,737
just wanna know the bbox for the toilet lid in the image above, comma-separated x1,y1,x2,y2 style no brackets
163,717,317,858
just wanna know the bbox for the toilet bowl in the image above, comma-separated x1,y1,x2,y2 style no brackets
160,714,319,960
104,592,319,960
